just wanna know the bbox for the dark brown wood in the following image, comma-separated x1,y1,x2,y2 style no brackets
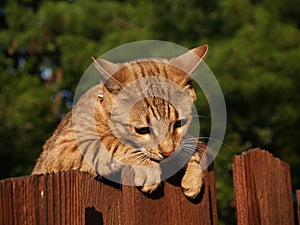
0,163,216,225
208,163,218,225
121,163,217,225
0,178,14,225
1,147,297,225
297,190,300,225
233,148,295,225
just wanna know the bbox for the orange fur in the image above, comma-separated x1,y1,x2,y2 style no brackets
32,45,208,198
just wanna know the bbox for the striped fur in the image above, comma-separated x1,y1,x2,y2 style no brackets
32,44,208,198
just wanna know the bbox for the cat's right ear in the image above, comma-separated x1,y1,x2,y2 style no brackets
169,44,208,75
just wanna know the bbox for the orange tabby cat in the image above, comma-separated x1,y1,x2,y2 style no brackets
32,44,208,198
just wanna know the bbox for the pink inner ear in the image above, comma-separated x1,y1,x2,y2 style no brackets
193,44,208,59
169,44,208,75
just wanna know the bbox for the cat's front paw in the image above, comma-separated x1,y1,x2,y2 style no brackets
134,165,161,194
139,183,160,193
181,168,204,199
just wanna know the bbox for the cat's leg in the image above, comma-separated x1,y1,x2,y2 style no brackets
181,148,204,198
133,163,161,193
103,138,161,193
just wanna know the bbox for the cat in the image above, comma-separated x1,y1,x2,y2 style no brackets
32,44,208,199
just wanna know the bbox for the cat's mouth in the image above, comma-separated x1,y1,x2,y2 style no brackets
148,151,175,162
139,148,164,162
139,147,176,162
144,152,164,162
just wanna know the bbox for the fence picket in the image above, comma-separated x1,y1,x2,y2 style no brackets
233,148,295,225
0,166,215,225
1,148,298,225
297,190,300,225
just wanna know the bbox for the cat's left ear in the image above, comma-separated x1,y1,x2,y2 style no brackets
92,56,121,81
169,44,208,75
92,57,126,94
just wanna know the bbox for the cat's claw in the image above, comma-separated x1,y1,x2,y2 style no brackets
181,169,204,199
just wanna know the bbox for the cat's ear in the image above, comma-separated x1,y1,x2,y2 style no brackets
92,57,121,81
169,44,208,75
92,57,124,94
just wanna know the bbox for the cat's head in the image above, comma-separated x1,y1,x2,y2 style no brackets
93,44,208,162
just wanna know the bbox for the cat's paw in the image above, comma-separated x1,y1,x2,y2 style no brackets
139,183,160,193
134,165,161,194
181,168,204,199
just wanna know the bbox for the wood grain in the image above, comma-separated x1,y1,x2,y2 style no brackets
297,190,300,225
0,165,214,225
233,148,295,225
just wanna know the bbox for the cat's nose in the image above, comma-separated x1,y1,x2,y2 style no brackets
160,150,174,158
159,142,175,158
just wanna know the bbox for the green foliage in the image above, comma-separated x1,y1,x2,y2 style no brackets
0,56,56,177
0,0,299,224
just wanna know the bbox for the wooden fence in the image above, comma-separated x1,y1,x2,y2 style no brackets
233,149,297,225
0,148,299,225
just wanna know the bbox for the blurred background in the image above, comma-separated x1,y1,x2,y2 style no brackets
0,0,299,224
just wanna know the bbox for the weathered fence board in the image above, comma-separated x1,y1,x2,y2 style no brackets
233,148,295,225
122,164,217,225
0,164,216,225
2,147,298,225
297,190,300,225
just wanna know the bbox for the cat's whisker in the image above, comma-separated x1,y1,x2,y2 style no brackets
115,149,142,157
182,137,198,142
181,143,197,149
182,136,233,151
113,148,143,158
177,149,192,158
134,156,149,166
124,151,147,165
121,154,150,183
157,152,164,159
32,44,210,197
181,143,210,154
117,151,145,162
121,153,148,179
180,147,198,156
180,146,215,163
192,114,211,120
196,137,234,151
183,144,212,155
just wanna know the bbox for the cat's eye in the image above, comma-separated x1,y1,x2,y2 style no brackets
174,119,188,129
134,127,151,135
